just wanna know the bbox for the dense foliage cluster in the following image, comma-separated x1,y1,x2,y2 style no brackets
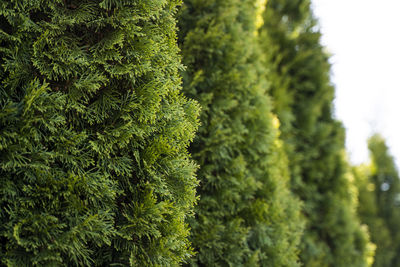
178,0,303,265
0,0,396,266
0,1,199,265
260,0,373,266
354,135,400,267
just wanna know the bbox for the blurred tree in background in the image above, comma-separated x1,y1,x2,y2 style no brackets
178,0,303,265
0,1,199,265
260,0,373,266
354,135,400,267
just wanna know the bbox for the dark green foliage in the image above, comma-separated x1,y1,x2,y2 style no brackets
354,135,400,267
260,0,372,266
178,0,303,265
0,0,199,266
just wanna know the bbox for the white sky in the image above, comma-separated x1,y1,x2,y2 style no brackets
311,0,400,168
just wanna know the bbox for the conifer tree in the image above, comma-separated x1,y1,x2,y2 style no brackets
260,0,372,266
0,1,199,265
178,0,303,266
354,135,400,267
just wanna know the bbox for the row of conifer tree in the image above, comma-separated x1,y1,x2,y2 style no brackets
0,0,399,266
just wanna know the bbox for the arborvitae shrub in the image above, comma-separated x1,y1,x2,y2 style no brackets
260,0,372,266
178,0,303,266
355,135,400,267
0,1,199,266
353,165,384,267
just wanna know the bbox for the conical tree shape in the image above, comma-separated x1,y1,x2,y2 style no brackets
355,135,400,267
0,1,199,266
178,0,303,266
260,0,372,266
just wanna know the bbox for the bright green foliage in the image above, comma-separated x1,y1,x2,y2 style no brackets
353,165,385,267
178,0,303,265
0,1,199,266
260,0,372,266
354,135,400,267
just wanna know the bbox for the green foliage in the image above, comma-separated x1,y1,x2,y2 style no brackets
354,135,400,267
178,0,303,265
260,0,373,266
0,0,199,266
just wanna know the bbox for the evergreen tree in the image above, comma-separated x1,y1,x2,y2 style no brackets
354,135,400,267
178,0,303,266
0,1,199,266
353,165,386,267
260,0,372,266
